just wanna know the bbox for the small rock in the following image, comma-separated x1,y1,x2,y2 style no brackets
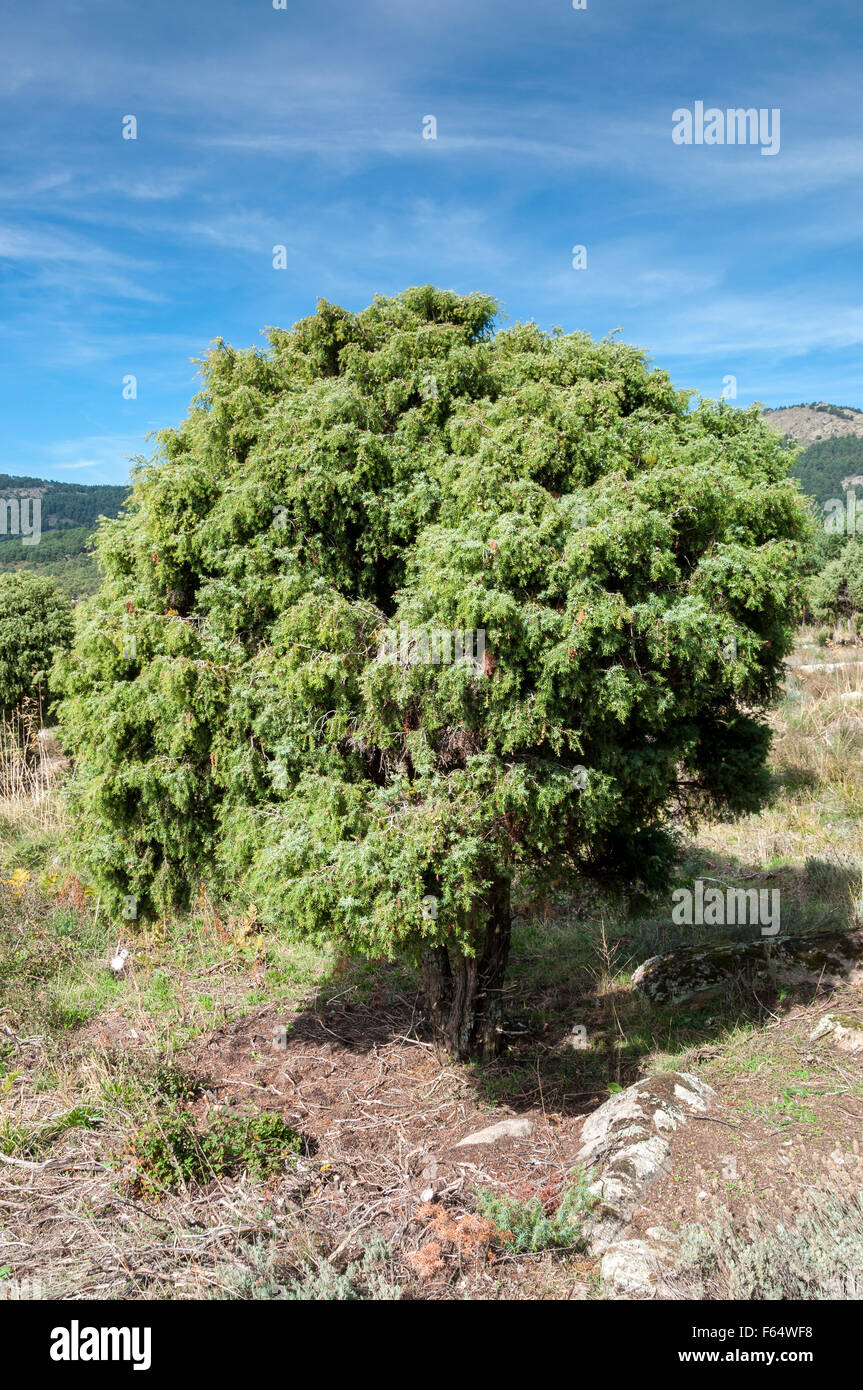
810,1013,863,1053
454,1117,534,1147
645,1225,675,1241
420,1187,436,1203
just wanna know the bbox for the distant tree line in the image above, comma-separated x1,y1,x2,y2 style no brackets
791,436,863,509
781,402,863,419
0,478,128,549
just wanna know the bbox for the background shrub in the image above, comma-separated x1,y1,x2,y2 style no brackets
0,572,73,716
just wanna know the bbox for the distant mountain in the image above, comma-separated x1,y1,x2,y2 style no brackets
762,402,863,448
0,474,129,598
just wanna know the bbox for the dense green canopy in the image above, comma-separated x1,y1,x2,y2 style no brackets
0,571,73,715
56,287,809,1010
809,536,863,626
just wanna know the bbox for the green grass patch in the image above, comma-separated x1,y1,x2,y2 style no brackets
127,1110,304,1198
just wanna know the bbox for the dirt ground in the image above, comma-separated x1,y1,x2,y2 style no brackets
2,955,861,1301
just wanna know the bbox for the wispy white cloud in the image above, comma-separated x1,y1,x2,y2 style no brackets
0,433,147,485
0,0,860,485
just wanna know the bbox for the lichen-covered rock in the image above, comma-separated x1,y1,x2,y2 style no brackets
810,1012,863,1053
631,929,863,1007
600,1229,681,1296
454,1117,534,1147
576,1071,715,1251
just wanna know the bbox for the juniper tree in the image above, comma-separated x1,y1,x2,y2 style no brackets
56,287,809,1059
809,536,863,628
0,571,73,716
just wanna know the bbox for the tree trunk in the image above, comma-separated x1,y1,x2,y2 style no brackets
421,878,512,1061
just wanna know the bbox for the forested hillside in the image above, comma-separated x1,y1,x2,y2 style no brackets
0,475,129,597
791,435,863,508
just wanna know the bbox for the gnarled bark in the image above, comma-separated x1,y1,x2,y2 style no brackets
421,878,512,1061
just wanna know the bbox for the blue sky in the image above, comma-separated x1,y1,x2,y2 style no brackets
1,0,861,485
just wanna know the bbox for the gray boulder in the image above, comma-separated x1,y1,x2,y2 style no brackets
576,1071,715,1251
632,928,863,1008
600,1228,681,1297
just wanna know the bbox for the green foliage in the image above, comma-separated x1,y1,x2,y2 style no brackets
791,434,863,509
0,478,128,599
145,1062,203,1103
0,524,91,564
127,1110,302,1196
55,288,809,971
808,537,863,626
0,1118,33,1157
785,402,863,420
40,1103,104,1140
0,571,73,714
475,1176,594,1253
3,553,102,601
0,1104,102,1157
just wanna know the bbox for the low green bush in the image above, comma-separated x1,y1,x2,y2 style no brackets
128,1111,303,1197
475,1174,594,1254
809,536,863,627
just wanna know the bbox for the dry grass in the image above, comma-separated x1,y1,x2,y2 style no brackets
694,628,863,899
0,704,67,835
